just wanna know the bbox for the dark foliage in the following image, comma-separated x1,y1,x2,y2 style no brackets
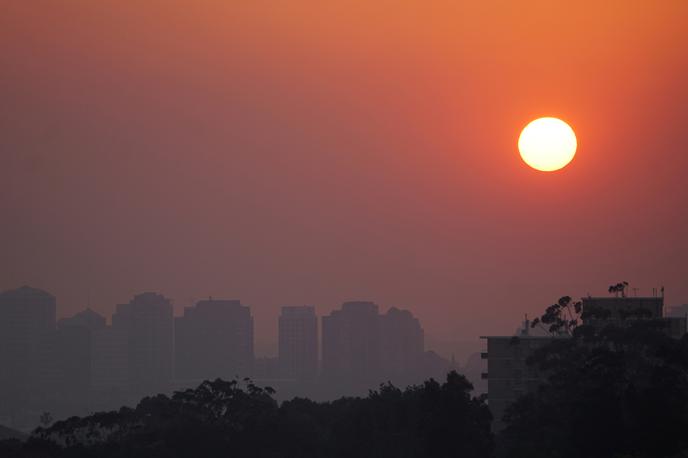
609,281,630,297
1,372,492,458
500,321,688,458
530,296,583,336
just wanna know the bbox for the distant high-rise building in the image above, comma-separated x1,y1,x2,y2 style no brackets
175,299,253,382
58,308,106,331
278,306,318,380
91,325,128,410
0,286,56,422
321,301,381,389
53,309,107,416
112,292,174,402
253,356,280,380
379,307,424,383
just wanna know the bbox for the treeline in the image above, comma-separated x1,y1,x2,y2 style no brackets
3,318,688,458
0,372,492,458
500,321,688,458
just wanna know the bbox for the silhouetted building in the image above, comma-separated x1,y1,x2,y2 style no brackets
483,295,688,431
175,299,253,382
112,292,174,402
583,296,663,320
52,309,107,416
58,308,106,331
321,301,381,391
668,304,688,331
481,321,562,431
91,325,128,410
668,304,688,317
0,286,56,426
380,307,424,381
278,306,318,381
254,356,280,380
462,351,488,394
582,296,686,338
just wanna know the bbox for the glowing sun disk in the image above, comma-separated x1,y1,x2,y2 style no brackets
518,117,577,172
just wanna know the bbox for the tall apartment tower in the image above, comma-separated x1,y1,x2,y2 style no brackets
91,324,128,410
0,286,56,422
112,292,174,402
54,309,107,416
278,306,318,381
58,308,106,331
321,301,381,389
175,299,254,382
380,307,424,379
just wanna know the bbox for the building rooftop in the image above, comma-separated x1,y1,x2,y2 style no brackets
584,296,663,301
479,335,569,340
0,285,55,300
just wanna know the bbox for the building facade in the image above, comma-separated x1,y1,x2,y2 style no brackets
321,301,381,390
175,299,254,382
53,309,107,416
380,307,424,380
582,296,686,338
278,306,318,381
91,324,128,410
481,326,561,431
0,286,56,427
112,292,174,402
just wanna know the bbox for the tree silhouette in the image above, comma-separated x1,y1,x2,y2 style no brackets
530,296,582,335
39,412,53,428
14,373,492,458
500,320,688,458
608,281,629,297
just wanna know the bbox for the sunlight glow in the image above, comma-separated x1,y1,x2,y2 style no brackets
518,117,577,172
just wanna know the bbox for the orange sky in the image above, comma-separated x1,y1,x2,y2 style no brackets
2,1,688,355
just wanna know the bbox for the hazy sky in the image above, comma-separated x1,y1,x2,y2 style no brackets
2,1,688,354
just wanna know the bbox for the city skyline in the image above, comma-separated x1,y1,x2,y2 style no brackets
0,284,458,429
0,284,446,360
4,281,687,360
1,281,682,433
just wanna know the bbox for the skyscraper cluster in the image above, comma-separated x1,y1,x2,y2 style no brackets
0,286,448,430
321,301,425,393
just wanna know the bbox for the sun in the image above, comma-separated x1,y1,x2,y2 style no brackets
518,117,577,172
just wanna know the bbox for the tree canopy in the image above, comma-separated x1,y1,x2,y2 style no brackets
0,372,492,458
500,320,688,458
